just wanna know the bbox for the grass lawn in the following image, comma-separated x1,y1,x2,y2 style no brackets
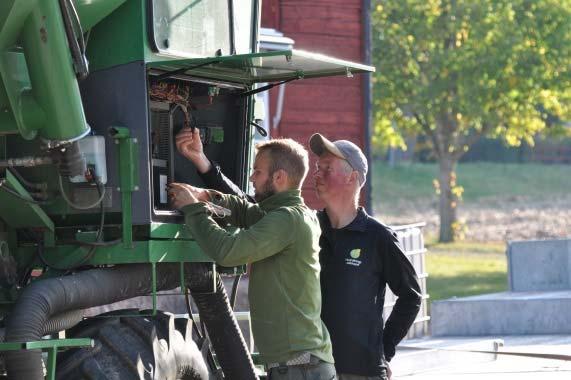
372,162,571,213
370,161,569,303
426,241,507,303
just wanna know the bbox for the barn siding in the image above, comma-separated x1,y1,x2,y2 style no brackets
261,0,370,209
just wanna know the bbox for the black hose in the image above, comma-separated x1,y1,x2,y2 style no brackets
230,274,242,310
4,263,181,380
43,310,84,335
37,183,106,271
185,287,205,342
9,168,47,192
190,271,258,380
52,142,86,178
0,180,52,205
58,0,88,79
5,263,257,380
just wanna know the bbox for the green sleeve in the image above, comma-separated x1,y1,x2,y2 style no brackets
182,203,293,267
210,192,265,228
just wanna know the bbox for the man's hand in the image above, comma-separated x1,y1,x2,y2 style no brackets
168,182,207,209
175,128,211,173
387,363,392,380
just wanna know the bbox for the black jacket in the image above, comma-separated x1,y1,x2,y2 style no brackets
318,208,421,376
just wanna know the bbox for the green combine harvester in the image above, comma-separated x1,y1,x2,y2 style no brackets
0,1,373,378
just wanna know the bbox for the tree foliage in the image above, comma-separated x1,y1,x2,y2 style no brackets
372,0,571,241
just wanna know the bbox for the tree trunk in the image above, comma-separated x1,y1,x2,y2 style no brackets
438,155,458,242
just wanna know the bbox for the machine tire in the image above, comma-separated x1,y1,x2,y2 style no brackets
55,310,213,380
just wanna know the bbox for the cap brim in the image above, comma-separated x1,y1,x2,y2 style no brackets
309,133,346,159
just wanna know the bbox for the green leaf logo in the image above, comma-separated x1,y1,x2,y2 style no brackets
350,249,361,259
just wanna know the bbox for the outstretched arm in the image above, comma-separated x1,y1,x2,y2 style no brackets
168,183,264,228
182,203,292,267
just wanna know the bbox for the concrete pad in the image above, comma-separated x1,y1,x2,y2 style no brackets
431,290,571,336
393,335,571,380
391,337,502,376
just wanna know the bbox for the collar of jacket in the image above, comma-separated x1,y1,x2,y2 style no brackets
258,189,303,211
319,207,368,233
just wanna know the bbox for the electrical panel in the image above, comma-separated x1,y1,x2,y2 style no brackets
147,75,249,221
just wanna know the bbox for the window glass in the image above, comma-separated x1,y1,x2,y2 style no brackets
233,0,254,54
151,0,231,57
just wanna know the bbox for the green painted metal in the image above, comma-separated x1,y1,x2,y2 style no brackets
109,125,131,139
0,0,90,142
0,0,37,48
150,222,194,239
80,0,260,72
85,0,145,71
120,136,139,186
23,0,90,142
111,127,139,249
0,170,54,230
47,345,57,380
210,127,225,143
17,239,212,268
0,337,93,380
0,51,42,139
121,191,133,248
147,49,376,85
75,230,99,244
44,229,56,248
147,239,211,263
0,78,17,134
74,0,128,31
0,337,93,351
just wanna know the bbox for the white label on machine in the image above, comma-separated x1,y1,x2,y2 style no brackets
160,175,168,204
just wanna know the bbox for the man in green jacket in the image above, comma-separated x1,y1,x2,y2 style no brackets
168,138,336,379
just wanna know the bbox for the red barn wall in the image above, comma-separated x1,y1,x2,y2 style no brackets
261,0,370,210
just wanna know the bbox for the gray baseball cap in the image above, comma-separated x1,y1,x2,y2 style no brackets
309,133,368,186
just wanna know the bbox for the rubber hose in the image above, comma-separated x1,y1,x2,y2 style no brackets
4,264,180,380
190,271,258,380
43,309,84,335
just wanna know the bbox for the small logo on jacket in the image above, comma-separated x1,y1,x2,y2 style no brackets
350,249,361,258
346,249,362,266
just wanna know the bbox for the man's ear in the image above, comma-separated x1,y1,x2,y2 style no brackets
273,169,288,186
349,170,359,185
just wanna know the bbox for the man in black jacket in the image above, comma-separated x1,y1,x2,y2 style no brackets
309,133,421,380
176,129,421,379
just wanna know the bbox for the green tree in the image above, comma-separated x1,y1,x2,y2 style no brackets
372,0,571,242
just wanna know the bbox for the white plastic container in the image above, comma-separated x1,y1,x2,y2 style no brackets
70,135,108,184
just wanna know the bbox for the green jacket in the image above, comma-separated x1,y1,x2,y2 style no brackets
182,189,334,364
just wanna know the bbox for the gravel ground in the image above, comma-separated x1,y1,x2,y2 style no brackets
376,195,571,242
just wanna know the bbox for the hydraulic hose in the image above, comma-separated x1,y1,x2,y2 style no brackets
190,271,258,380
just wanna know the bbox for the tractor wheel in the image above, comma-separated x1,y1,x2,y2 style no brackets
55,310,213,380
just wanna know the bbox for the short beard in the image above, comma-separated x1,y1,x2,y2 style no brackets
254,178,276,202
